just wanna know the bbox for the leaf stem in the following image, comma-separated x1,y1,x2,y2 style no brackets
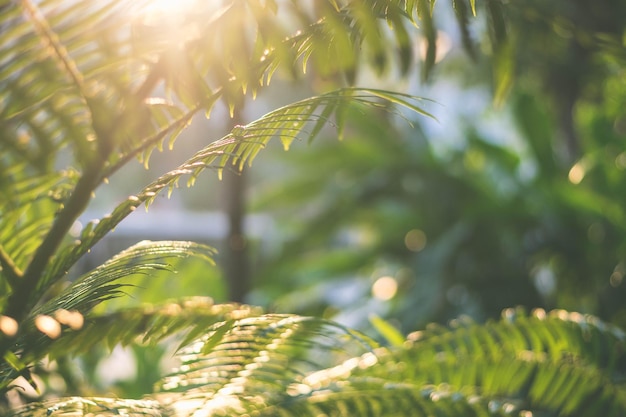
20,0,89,100
3,164,103,324
99,101,205,183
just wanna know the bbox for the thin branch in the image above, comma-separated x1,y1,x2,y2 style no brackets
1,1,107,325
20,0,90,99
0,163,106,367
98,100,208,183
3,164,103,324
19,0,107,162
97,47,223,180
39,98,219,299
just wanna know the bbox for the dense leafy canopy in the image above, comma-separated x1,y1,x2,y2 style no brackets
1,0,625,416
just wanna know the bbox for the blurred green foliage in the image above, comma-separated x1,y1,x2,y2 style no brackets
248,0,626,334
1,0,626,415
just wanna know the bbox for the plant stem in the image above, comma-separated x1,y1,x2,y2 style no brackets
3,163,102,324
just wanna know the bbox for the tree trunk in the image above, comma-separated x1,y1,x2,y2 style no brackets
222,110,249,303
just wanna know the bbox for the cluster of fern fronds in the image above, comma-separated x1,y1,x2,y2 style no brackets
2,1,624,416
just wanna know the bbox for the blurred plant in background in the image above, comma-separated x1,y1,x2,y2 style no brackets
250,0,626,334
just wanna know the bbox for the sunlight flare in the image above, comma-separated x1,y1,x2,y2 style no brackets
134,0,199,20
130,0,204,46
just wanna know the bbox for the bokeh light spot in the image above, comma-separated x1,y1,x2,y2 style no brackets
610,271,623,287
404,229,427,252
69,220,82,238
35,315,61,339
615,152,626,170
0,315,18,337
372,276,398,301
568,162,585,184
54,309,84,330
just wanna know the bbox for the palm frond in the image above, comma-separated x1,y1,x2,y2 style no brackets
0,241,216,390
253,383,520,416
37,240,216,312
32,299,262,363
301,308,626,416
8,397,167,417
159,314,376,416
183,309,626,416
41,88,433,294
14,308,623,416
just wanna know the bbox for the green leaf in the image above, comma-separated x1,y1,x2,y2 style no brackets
419,0,437,82
201,320,235,354
37,240,216,314
8,397,165,417
9,309,626,415
453,0,477,59
369,314,405,347
43,299,263,360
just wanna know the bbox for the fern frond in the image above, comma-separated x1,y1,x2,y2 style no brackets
155,309,626,415
0,168,76,277
254,383,520,416
38,240,216,310
209,309,626,416
0,1,96,166
161,314,374,389
0,241,216,390
162,314,376,416
309,309,626,416
0,299,260,392
37,299,262,362
164,309,626,416
10,309,625,416
39,88,432,294
8,396,167,417
20,0,88,100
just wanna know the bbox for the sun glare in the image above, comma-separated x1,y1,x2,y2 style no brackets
129,0,206,48
140,0,197,15
132,0,200,27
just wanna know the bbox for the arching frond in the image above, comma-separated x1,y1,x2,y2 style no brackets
160,314,375,389
8,397,167,417
41,88,433,294
0,299,262,393
37,240,216,311
300,309,626,416
23,299,262,369
1,0,486,179
0,241,216,390
253,384,520,417
0,0,472,323
12,309,624,416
